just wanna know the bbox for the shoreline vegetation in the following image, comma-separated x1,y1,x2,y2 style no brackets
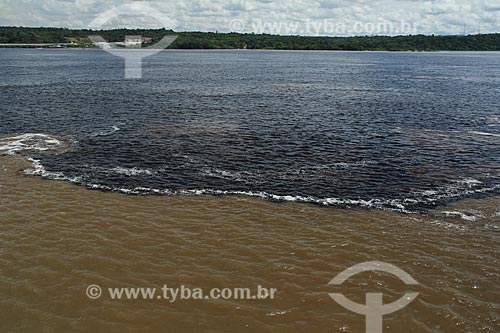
1,26,500,51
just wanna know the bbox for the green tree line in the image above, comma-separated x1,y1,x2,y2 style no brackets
1,26,500,51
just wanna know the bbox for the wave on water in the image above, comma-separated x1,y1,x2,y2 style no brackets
469,131,500,138
0,133,72,156
112,166,153,176
201,168,255,183
487,115,500,124
77,184,416,212
92,126,120,137
0,133,78,182
437,211,481,222
24,157,82,183
0,133,78,184
71,176,500,216
1,133,499,220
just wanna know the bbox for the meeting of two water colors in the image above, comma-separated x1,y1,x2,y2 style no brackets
1,49,499,213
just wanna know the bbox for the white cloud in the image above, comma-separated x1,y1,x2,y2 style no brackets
0,0,498,35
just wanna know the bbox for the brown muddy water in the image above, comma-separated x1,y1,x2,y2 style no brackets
0,156,499,332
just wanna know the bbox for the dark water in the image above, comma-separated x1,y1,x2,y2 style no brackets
1,49,499,212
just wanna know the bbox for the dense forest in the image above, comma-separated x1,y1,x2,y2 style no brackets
1,26,500,51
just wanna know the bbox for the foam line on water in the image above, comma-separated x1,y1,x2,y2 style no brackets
0,133,64,155
92,126,121,137
469,131,500,138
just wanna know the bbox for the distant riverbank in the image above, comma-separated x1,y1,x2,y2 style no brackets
2,26,500,51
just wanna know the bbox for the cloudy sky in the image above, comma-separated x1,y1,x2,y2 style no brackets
0,0,499,36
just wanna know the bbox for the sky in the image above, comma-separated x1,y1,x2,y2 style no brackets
0,0,499,36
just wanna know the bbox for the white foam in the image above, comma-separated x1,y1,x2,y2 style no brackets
428,220,468,231
439,211,481,222
411,177,498,204
0,133,64,155
24,157,81,183
455,178,482,186
469,131,500,138
201,168,252,182
488,116,500,124
43,174,497,214
92,126,120,137
266,310,289,317
331,161,376,168
421,190,438,196
5,138,496,214
291,161,376,175
111,166,153,176
176,189,413,212
14,154,500,214
484,224,500,231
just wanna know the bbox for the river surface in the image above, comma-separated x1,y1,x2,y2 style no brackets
1,49,500,212
0,49,499,332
